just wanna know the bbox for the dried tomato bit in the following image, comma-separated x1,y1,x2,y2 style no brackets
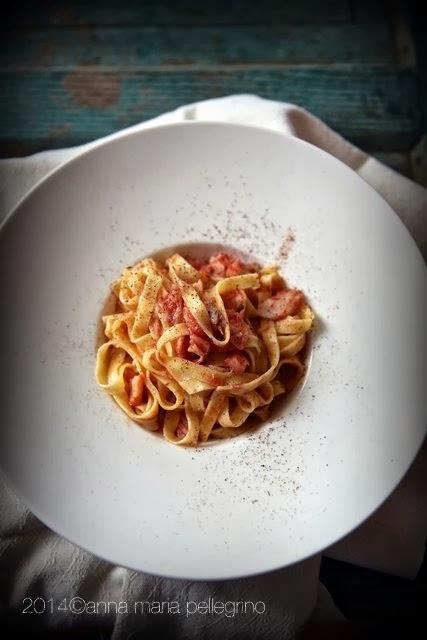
222,288,246,311
224,351,249,373
158,287,183,324
257,289,304,320
188,334,211,361
183,305,206,337
175,415,188,438
175,335,189,358
123,368,135,385
199,253,247,278
228,309,251,349
129,373,145,407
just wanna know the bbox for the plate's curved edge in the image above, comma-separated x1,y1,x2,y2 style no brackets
1,428,426,581
2,121,426,275
1,122,426,580
0,426,427,582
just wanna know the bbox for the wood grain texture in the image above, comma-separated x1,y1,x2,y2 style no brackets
6,0,352,27
0,67,420,156
1,24,395,69
1,0,423,164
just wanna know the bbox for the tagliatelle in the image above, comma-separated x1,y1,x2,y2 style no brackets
95,252,314,445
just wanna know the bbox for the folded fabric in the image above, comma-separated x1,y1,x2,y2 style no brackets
0,95,425,639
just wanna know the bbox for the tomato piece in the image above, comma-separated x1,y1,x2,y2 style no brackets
183,305,205,337
188,334,211,361
228,310,251,349
129,373,145,407
224,351,249,373
175,415,188,438
222,288,246,311
199,253,245,278
257,289,304,320
158,287,183,324
175,335,189,358
225,258,245,276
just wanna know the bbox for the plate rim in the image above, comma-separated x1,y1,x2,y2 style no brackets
2,121,425,271
1,121,426,579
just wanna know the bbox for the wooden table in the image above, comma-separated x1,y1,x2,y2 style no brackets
1,0,426,186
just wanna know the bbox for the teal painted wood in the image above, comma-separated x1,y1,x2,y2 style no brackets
6,0,352,27
0,67,420,155
1,24,395,69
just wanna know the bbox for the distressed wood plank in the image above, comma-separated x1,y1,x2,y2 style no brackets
6,0,352,27
1,24,395,69
0,67,420,156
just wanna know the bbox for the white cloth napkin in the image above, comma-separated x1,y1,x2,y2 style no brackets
0,95,426,639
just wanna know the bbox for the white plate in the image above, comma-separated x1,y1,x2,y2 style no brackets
0,123,425,580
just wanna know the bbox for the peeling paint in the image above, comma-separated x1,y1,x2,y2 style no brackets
63,66,121,108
